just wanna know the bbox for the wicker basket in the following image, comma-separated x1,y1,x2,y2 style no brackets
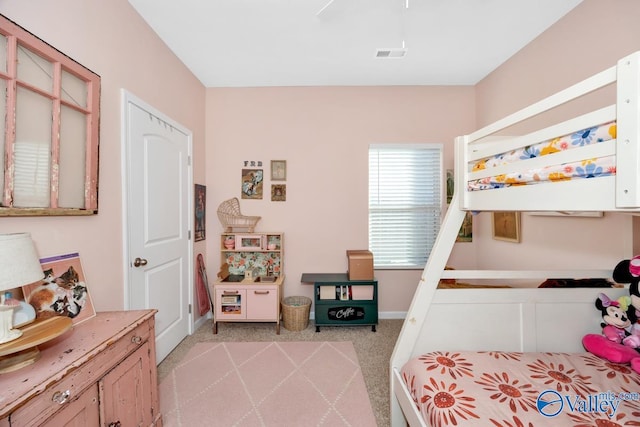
281,296,311,332
217,197,261,232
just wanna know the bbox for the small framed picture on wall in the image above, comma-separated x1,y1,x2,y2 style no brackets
271,160,286,181
492,211,521,243
271,184,286,201
241,169,263,199
194,184,206,241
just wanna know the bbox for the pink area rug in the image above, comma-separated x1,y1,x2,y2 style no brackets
159,341,377,426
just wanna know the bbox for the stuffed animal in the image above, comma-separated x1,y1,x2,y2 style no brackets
583,292,640,371
612,257,640,347
594,293,636,345
613,256,640,311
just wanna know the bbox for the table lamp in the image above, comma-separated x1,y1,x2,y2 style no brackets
0,233,43,344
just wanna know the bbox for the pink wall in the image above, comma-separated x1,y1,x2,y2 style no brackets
0,1,206,311
206,0,640,312
2,0,637,318
476,0,640,126
469,0,640,275
205,86,476,312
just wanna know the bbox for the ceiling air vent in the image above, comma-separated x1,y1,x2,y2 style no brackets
375,48,407,58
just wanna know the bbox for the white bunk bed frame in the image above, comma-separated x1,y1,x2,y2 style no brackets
390,50,640,427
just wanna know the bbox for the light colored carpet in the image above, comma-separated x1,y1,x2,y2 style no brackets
158,319,403,426
160,341,377,426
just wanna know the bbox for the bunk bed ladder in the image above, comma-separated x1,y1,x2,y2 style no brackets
390,196,467,427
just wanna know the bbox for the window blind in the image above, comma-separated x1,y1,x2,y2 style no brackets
13,141,51,208
368,144,443,268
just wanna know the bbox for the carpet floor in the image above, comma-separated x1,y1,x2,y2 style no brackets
160,341,377,426
158,319,403,426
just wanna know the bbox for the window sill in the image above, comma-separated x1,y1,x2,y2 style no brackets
0,207,97,217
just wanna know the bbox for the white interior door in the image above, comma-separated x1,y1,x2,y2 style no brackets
122,91,192,363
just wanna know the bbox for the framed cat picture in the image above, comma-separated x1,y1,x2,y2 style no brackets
22,252,96,325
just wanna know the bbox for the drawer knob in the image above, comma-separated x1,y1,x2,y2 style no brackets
108,422,121,427
131,335,143,344
52,390,70,405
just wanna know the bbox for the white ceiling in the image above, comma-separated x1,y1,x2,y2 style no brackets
128,0,583,88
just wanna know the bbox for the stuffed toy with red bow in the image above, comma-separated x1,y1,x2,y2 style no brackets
612,256,640,347
583,262,640,374
582,256,640,373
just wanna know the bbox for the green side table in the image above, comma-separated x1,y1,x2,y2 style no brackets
301,273,378,332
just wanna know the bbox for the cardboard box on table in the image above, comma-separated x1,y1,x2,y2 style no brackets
346,250,374,281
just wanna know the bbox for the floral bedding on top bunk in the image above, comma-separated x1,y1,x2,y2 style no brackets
468,121,617,191
401,350,640,426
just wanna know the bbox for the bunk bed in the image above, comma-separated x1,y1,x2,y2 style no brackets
390,50,640,426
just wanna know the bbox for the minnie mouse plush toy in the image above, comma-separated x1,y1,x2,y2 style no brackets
582,294,640,374
594,293,634,344
582,265,640,373
613,256,640,347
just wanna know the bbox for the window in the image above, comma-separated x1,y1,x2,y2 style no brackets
368,144,443,268
0,15,100,216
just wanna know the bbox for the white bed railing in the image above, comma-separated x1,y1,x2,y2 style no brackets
439,268,613,281
466,106,616,163
457,50,640,213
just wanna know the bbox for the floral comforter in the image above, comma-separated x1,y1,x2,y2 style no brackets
468,121,617,191
401,351,640,426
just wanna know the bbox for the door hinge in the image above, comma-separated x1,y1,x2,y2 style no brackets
188,230,191,240
188,156,191,166
189,304,192,314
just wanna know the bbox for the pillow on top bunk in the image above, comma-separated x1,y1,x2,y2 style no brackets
538,278,617,288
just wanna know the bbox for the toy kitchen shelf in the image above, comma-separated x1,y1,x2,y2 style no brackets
220,232,283,277
214,232,284,334
301,273,378,332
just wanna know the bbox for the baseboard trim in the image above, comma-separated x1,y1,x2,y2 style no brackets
195,310,404,327
379,311,407,319
193,311,212,332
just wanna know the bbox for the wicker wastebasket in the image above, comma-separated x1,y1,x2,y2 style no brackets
281,296,311,331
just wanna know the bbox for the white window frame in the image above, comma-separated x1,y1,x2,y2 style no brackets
368,143,443,269
0,14,100,216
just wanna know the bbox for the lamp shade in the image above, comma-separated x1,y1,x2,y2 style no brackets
0,233,43,291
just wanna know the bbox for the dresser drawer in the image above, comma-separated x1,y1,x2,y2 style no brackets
9,319,152,426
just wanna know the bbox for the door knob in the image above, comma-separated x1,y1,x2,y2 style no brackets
133,257,148,267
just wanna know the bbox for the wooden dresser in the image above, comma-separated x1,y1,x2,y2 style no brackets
0,310,161,427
